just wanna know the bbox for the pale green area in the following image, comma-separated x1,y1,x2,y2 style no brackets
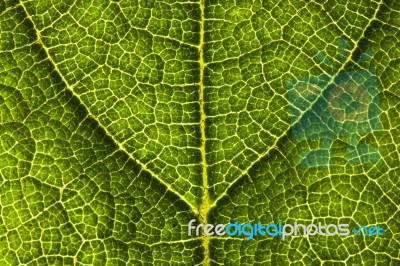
0,0,399,265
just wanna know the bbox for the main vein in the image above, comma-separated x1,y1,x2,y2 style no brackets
198,0,211,265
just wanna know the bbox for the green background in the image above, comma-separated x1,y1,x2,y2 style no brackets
0,0,399,265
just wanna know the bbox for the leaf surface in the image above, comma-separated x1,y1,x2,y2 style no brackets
0,0,399,264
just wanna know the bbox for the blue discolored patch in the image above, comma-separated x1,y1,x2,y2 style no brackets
286,40,382,168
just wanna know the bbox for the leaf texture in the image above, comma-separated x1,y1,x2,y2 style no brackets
0,0,399,265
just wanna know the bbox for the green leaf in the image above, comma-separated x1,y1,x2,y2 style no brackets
0,0,399,265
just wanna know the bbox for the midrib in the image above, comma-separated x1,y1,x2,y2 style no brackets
198,0,211,265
